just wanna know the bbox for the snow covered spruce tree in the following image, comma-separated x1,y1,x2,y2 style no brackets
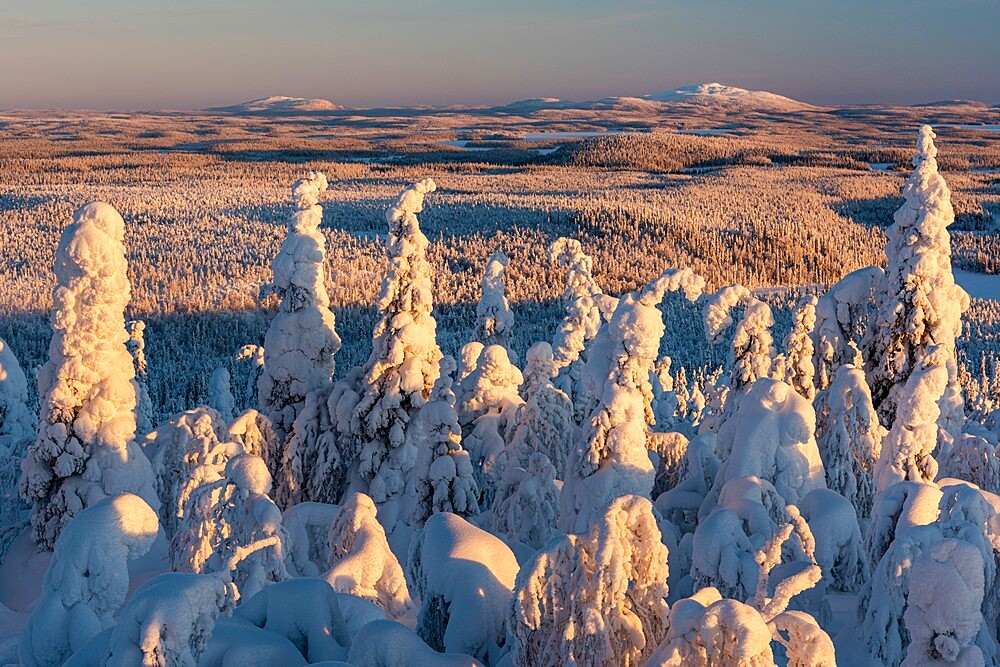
0,336,34,441
814,363,884,519
125,319,153,438
559,267,704,534
351,179,443,528
506,341,573,474
549,237,616,422
326,491,411,616
813,266,883,392
20,202,158,550
207,366,236,422
258,172,342,497
776,294,817,401
510,494,670,667
865,125,969,432
19,494,159,667
473,250,515,360
411,356,479,526
703,284,776,403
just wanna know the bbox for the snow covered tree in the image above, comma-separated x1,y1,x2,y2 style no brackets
473,250,514,360
873,347,948,493
147,406,237,539
798,489,868,594
703,285,775,401
865,125,969,432
258,171,341,442
412,356,479,525
814,363,884,519
407,511,519,664
125,319,154,438
813,266,883,391
938,433,1000,495
510,495,670,667
104,572,236,667
351,179,443,528
549,237,616,423
325,492,411,617
171,454,289,599
506,341,573,476
19,494,159,667
0,337,34,441
227,408,281,474
456,344,523,507
560,267,704,534
488,452,560,550
20,202,159,550
207,366,236,422
865,480,942,571
901,538,986,666
776,295,817,400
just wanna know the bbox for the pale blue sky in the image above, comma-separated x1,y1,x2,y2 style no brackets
2,0,998,109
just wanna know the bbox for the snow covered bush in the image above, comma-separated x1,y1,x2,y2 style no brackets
20,202,159,550
171,454,288,598
258,172,341,443
473,250,515,359
412,356,479,525
814,363,884,519
560,267,704,534
798,488,868,593
865,126,969,432
234,577,350,663
326,492,411,616
352,178,443,527
407,511,518,664
102,572,235,667
510,494,669,667
19,493,159,667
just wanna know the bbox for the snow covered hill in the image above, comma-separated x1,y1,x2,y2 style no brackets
642,83,818,111
210,96,345,114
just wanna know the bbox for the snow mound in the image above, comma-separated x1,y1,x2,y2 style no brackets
644,83,817,111
211,96,345,114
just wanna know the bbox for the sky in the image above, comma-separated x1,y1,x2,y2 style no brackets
2,0,998,110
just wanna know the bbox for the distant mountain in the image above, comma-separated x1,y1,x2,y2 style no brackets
641,83,818,111
209,96,345,114
914,99,991,108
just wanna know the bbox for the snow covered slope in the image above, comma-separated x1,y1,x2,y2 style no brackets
210,96,344,114
643,83,818,111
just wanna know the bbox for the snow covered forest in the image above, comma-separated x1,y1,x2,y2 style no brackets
2,99,1000,666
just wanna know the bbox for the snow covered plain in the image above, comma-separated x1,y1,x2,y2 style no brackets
0,90,999,665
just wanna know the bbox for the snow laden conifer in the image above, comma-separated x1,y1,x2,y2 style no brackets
506,342,573,474
813,266,883,392
703,284,776,402
510,494,670,667
473,251,514,360
411,356,479,525
207,366,236,422
865,126,969,432
258,172,341,443
776,294,817,400
814,364,884,519
352,179,443,528
0,336,34,441
125,320,154,438
20,202,158,550
326,492,411,617
19,494,159,667
549,238,616,422
559,267,704,534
